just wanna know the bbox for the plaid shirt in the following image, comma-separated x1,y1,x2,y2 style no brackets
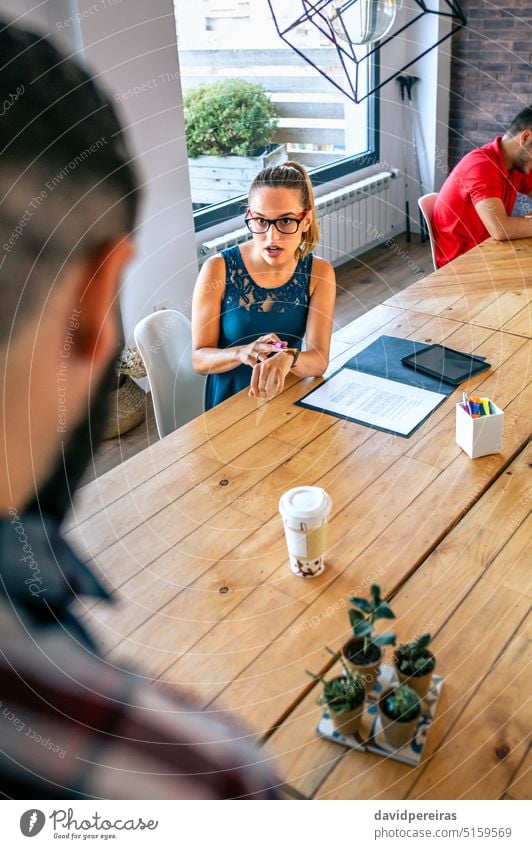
0,513,278,799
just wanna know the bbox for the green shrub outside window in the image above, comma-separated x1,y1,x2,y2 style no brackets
184,79,279,158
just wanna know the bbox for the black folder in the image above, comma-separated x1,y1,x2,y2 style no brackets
296,335,487,437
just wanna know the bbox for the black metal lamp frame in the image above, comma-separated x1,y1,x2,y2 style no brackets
267,0,467,104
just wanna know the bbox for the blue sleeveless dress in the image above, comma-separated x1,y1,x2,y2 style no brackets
205,245,312,410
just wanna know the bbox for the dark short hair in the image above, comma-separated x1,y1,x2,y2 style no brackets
508,106,532,136
0,21,140,344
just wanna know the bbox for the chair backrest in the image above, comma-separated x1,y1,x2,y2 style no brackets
418,192,440,271
134,309,205,439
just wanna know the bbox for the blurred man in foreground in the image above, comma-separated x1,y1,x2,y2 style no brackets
0,21,276,799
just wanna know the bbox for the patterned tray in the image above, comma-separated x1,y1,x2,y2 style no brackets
317,663,443,766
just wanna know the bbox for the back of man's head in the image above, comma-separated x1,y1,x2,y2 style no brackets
507,105,532,137
0,21,139,347
0,21,141,515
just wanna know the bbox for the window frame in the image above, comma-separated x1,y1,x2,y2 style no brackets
192,53,380,233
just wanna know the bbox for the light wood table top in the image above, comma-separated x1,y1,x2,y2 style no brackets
384,237,532,338
66,239,531,800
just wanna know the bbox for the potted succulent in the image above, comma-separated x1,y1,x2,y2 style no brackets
307,649,366,737
394,633,436,699
342,584,396,691
378,683,422,749
184,79,286,206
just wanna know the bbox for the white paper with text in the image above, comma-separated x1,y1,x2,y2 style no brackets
301,369,446,436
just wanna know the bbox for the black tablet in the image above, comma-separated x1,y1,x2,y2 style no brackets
401,344,491,386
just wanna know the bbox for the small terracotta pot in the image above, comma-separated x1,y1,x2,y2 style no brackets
394,650,436,699
377,687,421,749
329,701,365,737
342,638,381,691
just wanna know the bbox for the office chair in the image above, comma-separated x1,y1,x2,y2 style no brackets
134,309,205,438
418,192,440,271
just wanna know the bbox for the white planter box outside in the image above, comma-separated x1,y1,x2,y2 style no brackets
189,144,288,206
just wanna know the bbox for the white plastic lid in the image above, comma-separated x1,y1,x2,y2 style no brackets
279,486,331,521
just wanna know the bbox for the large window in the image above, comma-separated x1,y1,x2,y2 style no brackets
174,0,379,231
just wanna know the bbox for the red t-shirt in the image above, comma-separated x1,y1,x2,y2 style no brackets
432,137,532,267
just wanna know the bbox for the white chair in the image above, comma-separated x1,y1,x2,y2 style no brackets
418,192,440,271
134,309,205,439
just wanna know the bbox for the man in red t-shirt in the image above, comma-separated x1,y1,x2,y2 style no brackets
432,106,532,267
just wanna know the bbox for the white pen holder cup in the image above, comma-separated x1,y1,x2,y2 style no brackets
456,402,504,459
279,487,332,578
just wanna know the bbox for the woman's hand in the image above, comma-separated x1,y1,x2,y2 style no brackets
238,334,286,367
248,350,293,400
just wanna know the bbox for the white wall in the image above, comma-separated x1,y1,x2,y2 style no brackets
0,0,199,340
408,4,453,194
0,1,49,28
78,0,198,336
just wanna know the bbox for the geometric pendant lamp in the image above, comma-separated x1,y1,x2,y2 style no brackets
266,1,467,104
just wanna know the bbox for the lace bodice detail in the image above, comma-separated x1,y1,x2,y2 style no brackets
221,245,311,314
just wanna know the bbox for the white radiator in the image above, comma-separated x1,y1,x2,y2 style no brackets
198,170,395,265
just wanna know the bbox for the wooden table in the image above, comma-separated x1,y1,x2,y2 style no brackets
65,237,531,800
385,235,532,336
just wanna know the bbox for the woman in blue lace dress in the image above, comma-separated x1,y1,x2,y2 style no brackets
192,162,336,409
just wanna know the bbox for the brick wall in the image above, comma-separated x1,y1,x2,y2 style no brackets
448,0,532,169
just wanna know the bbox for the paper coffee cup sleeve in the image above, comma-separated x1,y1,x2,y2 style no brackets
283,522,327,560
306,524,328,560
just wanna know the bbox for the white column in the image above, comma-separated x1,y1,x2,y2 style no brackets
408,2,453,194
1,0,199,337
76,0,198,337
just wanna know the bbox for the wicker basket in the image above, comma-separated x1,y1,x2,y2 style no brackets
102,374,146,440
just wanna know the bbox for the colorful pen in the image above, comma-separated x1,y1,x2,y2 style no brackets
463,395,495,418
480,398,491,416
